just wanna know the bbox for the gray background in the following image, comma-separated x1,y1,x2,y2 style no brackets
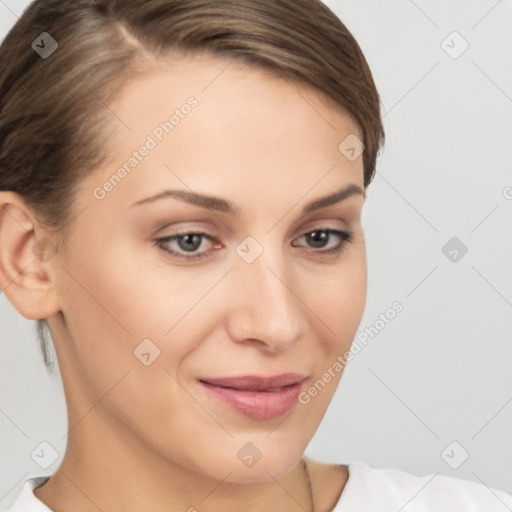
1,0,511,508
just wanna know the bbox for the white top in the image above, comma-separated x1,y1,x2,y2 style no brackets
7,461,512,511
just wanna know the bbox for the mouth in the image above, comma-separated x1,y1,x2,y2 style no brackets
198,373,308,420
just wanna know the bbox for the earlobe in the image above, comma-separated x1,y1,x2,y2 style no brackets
0,192,61,320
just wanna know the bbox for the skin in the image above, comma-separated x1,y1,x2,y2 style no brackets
0,53,367,511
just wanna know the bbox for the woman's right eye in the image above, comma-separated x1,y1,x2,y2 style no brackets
154,232,218,260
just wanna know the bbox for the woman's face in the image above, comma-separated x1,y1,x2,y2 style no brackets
48,54,367,482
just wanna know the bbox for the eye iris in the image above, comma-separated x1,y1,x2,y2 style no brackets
178,233,202,252
307,230,329,248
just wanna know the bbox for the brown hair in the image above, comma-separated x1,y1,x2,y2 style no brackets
0,0,385,372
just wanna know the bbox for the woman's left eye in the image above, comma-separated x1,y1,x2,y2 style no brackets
154,228,353,261
293,228,353,257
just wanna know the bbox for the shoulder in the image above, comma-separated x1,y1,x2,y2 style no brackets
334,461,512,511
5,476,52,512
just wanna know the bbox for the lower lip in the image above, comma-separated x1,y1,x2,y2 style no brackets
199,380,306,420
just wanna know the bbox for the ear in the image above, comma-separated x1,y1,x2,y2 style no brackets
0,192,61,320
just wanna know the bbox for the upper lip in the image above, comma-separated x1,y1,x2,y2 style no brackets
199,373,308,391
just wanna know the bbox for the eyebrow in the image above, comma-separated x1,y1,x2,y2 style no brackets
130,183,365,216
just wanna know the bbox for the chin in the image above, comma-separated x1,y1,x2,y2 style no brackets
183,439,305,484
223,459,301,484
225,444,305,484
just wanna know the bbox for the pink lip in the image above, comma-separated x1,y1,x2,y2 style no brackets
199,373,308,420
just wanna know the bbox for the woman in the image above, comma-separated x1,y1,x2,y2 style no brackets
0,0,511,510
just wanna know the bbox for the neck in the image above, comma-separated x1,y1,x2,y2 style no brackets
34,409,313,512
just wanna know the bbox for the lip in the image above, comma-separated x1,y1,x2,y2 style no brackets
199,373,308,420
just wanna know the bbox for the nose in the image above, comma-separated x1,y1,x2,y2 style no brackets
224,246,304,353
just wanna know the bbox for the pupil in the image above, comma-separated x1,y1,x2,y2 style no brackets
308,230,328,248
179,234,202,251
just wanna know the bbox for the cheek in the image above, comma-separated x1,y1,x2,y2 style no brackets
54,237,166,380
56,239,221,379
305,244,367,344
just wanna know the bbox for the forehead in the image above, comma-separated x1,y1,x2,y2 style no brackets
110,53,362,135
79,54,364,214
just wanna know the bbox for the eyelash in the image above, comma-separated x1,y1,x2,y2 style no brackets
154,227,353,261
